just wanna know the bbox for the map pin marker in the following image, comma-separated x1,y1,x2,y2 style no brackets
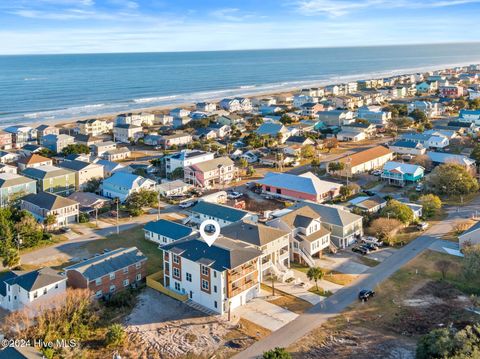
199,219,221,247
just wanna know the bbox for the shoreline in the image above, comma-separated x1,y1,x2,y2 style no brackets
2,59,478,131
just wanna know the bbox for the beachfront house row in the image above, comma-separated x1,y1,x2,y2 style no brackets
58,160,104,191
76,119,111,136
0,268,66,312
20,192,79,227
255,172,341,203
196,102,217,112
113,124,144,143
0,131,13,150
144,219,195,245
221,221,291,282
188,201,258,228
101,172,157,202
267,206,331,267
184,157,236,188
64,247,147,299
381,161,425,187
35,125,60,144
4,126,37,148
161,236,262,315
0,173,37,207
327,145,394,177
22,165,76,196
116,113,155,127
41,134,75,153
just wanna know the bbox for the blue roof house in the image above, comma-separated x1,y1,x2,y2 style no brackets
381,161,424,187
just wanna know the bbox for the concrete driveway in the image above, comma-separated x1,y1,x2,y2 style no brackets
429,239,463,257
365,247,397,262
316,253,370,275
234,297,298,331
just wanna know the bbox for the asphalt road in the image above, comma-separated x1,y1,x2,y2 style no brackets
234,227,444,359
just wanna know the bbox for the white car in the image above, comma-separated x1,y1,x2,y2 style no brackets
415,183,424,192
179,201,196,209
372,170,382,176
227,191,243,199
417,222,429,231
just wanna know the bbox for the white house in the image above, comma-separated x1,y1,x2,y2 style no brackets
101,172,157,202
164,150,215,175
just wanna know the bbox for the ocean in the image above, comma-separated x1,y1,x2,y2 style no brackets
1,43,480,127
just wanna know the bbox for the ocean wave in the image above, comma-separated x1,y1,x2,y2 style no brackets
133,95,179,104
23,77,47,81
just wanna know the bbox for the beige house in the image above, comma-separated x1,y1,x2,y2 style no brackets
20,192,79,227
184,157,236,188
103,147,131,161
58,160,104,190
113,124,144,143
77,119,111,136
17,154,53,171
327,145,394,177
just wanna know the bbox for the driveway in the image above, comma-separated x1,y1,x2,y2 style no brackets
365,247,397,262
429,239,463,257
234,297,298,332
316,252,370,275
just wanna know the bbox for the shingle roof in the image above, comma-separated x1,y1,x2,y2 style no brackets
161,236,262,271
65,247,146,281
255,123,285,135
4,268,64,292
277,206,320,230
22,192,78,210
190,157,233,172
58,160,100,171
191,201,250,223
292,202,363,227
102,172,155,189
221,221,289,246
18,154,51,165
295,226,330,243
337,146,393,167
22,165,73,179
0,173,35,188
255,172,341,196
144,219,194,240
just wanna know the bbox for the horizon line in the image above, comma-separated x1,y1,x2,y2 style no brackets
1,40,480,57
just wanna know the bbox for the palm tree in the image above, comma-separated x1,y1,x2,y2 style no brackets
270,274,278,296
307,267,324,291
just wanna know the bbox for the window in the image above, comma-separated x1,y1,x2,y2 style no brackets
173,254,180,264
136,274,142,281
110,285,116,293
43,288,47,295
265,186,271,192
109,273,115,280
135,262,141,269
95,278,102,285
173,267,180,278
186,273,192,282
201,265,209,276
201,279,209,290
214,285,217,293
123,267,128,274
55,283,58,289
213,271,217,278
174,282,181,291
123,279,129,287
214,301,218,308
95,290,102,298
276,188,281,194
34,291,38,299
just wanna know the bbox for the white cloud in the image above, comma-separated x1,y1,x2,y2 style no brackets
210,8,256,22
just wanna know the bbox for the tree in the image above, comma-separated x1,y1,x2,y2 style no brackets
37,148,56,158
412,154,432,171
462,244,480,280
170,167,184,180
83,178,102,193
367,218,402,243
324,138,338,152
3,247,20,268
416,328,455,359
339,183,360,200
311,158,321,169
125,189,158,216
300,145,315,159
238,158,248,171
380,200,414,224
263,347,292,359
409,109,427,123
44,214,57,231
435,260,452,280
306,267,324,291
14,213,43,248
419,194,442,218
78,213,90,223
328,161,345,174
246,166,255,177
105,323,126,347
388,117,413,129
279,114,294,125
470,143,480,164
428,163,479,196
61,144,90,156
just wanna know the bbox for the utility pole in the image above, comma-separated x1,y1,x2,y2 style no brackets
95,208,98,228
157,190,161,220
115,198,119,235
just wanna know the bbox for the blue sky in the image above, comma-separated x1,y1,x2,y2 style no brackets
1,0,480,54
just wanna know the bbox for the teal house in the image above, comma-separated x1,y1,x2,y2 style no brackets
0,173,37,207
381,161,424,187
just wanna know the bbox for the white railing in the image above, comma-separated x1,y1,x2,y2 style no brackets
299,247,316,267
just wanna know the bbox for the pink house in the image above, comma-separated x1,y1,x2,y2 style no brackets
255,172,341,203
439,85,464,98
184,157,236,188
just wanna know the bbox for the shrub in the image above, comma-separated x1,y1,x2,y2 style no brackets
105,324,126,347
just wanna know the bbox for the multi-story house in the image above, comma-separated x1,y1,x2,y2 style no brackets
64,247,147,299
92,141,117,157
76,119,111,136
17,154,53,171
416,81,438,94
58,160,104,191
300,102,324,117
159,133,193,149
317,110,355,126
196,102,217,112
144,219,195,245
164,150,215,176
408,101,441,118
267,206,331,267
357,106,391,125
0,164,17,174
327,146,394,177
116,113,154,127
255,172,341,203
4,125,37,148
388,140,426,156
290,202,363,249
22,165,76,196
20,192,79,227
189,201,257,228
0,131,13,150
381,161,425,187
221,221,291,282
161,236,262,314
184,157,236,188
41,134,75,153
35,124,60,144
459,109,480,125
439,85,464,98
400,132,449,150
0,173,37,207
101,172,157,202
113,124,144,143
169,108,191,119
0,268,66,312
103,148,131,161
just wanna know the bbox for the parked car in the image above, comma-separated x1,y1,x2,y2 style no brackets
362,242,378,251
372,170,382,176
358,289,375,301
179,200,196,209
415,183,424,192
352,246,369,255
227,191,243,199
417,222,429,231
363,190,376,196
362,236,384,247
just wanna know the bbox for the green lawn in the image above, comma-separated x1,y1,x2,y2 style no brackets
78,226,163,275
308,287,333,297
